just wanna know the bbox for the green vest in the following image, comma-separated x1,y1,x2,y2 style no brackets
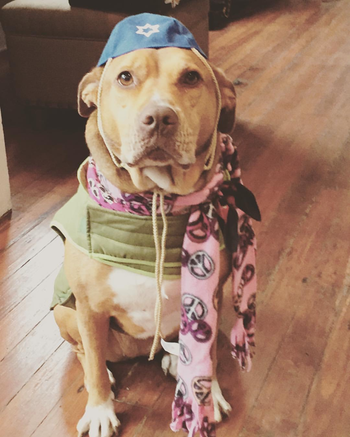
51,161,190,309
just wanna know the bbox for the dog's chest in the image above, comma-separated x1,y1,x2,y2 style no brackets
107,268,181,339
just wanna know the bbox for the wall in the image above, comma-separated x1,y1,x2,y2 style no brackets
0,25,5,51
0,110,11,218
0,0,9,51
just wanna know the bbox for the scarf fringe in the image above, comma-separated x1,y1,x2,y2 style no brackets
230,323,254,372
171,399,216,437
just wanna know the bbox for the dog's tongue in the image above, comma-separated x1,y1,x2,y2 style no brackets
142,166,173,192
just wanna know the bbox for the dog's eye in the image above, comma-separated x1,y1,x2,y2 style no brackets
183,71,201,86
117,71,134,87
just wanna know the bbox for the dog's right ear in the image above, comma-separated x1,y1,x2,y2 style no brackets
77,67,103,118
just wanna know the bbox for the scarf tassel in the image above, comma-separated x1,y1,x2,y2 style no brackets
171,399,216,437
230,320,254,372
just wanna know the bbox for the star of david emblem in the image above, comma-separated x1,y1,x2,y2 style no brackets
136,23,160,38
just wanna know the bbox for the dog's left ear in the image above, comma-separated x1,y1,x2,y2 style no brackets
211,65,237,133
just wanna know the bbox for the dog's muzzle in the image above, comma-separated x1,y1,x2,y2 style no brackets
125,102,190,167
138,103,179,138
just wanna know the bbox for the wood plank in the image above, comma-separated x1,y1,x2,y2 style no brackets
111,356,169,408
0,215,58,284
221,0,349,120
209,6,284,58
216,187,350,436
0,342,82,437
0,236,63,321
297,277,350,437
229,24,350,295
218,5,322,76
0,267,60,361
0,313,63,412
136,380,175,437
239,189,350,435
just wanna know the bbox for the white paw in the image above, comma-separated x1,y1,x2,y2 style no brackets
77,396,120,437
161,353,178,379
211,379,232,423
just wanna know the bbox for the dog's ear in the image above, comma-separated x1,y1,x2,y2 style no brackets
211,65,237,133
77,67,103,118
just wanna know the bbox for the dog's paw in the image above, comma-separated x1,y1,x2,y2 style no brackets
161,353,178,379
212,379,232,423
77,396,120,437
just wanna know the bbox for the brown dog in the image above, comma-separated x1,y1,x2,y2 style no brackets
53,46,236,437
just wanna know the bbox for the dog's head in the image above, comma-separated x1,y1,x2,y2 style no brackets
78,35,236,195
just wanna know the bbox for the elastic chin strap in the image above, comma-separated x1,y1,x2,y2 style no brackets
97,50,222,174
97,58,129,170
191,48,222,171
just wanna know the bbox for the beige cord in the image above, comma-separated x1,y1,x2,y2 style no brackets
191,48,222,171
149,191,168,361
97,58,128,169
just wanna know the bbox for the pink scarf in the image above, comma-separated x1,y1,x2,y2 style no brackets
86,134,260,436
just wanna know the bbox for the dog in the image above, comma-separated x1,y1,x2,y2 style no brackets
51,14,242,437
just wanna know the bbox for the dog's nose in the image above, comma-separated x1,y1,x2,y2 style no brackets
139,104,178,136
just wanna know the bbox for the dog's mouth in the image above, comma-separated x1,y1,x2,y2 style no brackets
146,147,171,162
125,144,193,170
134,146,172,166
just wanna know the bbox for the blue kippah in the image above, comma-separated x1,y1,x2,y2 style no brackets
97,13,206,66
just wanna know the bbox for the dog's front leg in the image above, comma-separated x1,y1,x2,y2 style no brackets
75,303,120,437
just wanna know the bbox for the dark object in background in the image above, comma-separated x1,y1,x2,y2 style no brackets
70,0,232,30
69,0,160,13
209,0,232,29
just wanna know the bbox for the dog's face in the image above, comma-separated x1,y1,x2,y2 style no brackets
78,47,236,194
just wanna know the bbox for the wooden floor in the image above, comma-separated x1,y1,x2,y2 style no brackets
1,0,350,435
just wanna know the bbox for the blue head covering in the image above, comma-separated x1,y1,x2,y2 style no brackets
97,13,206,66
